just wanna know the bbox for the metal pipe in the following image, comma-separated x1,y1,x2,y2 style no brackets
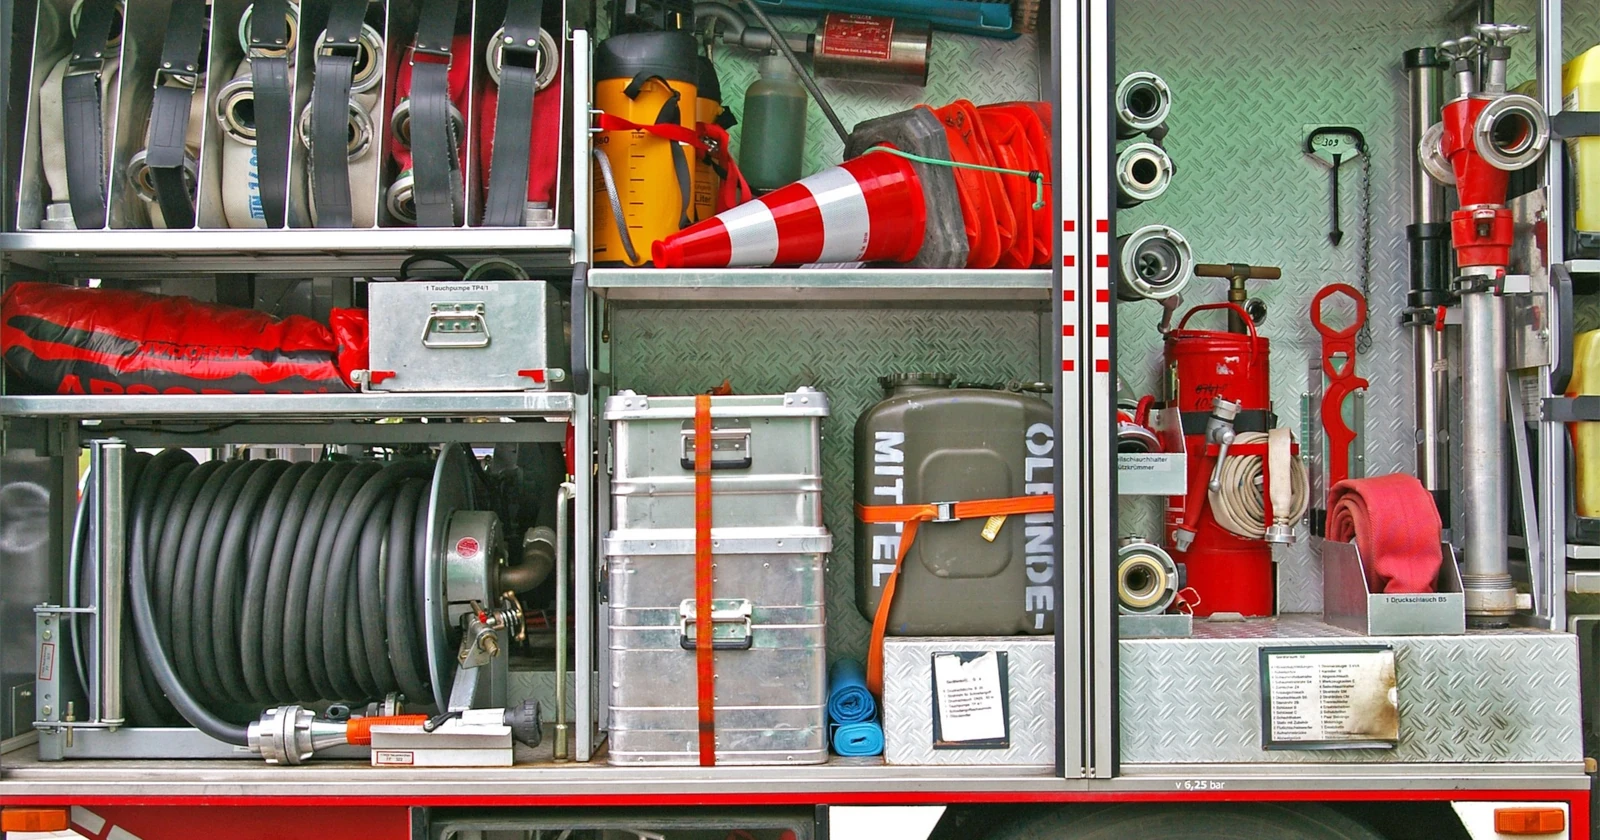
554,481,574,761
1405,47,1451,513
92,439,126,727
1459,282,1518,625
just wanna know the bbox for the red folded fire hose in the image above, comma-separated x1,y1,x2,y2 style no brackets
1327,473,1443,594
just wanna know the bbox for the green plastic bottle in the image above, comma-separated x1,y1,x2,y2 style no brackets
739,54,809,193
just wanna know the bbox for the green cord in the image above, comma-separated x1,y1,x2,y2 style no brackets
865,145,1046,211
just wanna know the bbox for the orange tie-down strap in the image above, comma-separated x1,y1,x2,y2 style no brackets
857,495,1056,696
694,393,716,766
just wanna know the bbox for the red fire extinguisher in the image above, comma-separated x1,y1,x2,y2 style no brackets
1163,301,1274,616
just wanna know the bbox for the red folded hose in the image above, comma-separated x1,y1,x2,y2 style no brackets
1327,474,1443,594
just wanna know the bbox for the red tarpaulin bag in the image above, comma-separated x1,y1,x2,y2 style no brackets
1,282,356,394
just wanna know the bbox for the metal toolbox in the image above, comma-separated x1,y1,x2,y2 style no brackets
604,389,828,529
363,279,568,392
605,528,830,765
881,636,1054,767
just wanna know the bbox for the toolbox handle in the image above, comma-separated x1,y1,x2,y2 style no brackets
420,303,491,348
680,426,754,470
678,598,754,650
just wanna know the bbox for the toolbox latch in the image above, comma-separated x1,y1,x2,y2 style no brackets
678,598,754,650
421,302,491,348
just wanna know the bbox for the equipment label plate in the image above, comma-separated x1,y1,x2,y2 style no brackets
820,14,894,60
931,651,1010,748
1259,645,1398,749
374,750,416,766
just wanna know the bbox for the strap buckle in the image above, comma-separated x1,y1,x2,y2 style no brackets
499,33,543,71
318,35,362,60
248,37,290,58
153,63,200,89
932,502,957,523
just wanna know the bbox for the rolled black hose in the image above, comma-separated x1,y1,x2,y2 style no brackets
114,450,439,740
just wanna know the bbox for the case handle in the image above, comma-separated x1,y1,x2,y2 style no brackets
679,598,753,650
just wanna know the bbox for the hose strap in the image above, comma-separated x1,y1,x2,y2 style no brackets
249,0,292,227
309,0,368,227
146,0,208,229
63,0,120,229
482,0,545,226
409,0,462,226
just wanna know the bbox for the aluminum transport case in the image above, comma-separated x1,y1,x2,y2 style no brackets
605,389,827,529
603,389,831,765
365,280,568,392
605,529,830,765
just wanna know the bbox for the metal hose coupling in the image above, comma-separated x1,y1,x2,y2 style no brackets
486,26,561,90
1115,71,1170,138
316,23,385,94
247,705,347,765
297,98,376,161
215,66,259,143
1116,141,1173,208
1117,538,1180,615
1117,224,1193,301
1474,93,1549,171
237,0,301,56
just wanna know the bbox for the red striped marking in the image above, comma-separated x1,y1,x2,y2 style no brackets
1063,360,1075,372
1063,325,1075,337
1063,255,1076,267
1095,254,1109,268
1063,220,1076,232
1096,219,1109,232
1095,359,1110,373
1096,290,1110,303
1063,290,1076,302
1095,324,1109,338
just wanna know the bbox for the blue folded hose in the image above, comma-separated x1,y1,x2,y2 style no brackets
832,721,885,757
828,659,878,725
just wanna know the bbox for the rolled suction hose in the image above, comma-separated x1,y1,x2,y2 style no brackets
105,450,442,739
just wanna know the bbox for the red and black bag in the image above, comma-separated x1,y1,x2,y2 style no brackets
1,282,362,395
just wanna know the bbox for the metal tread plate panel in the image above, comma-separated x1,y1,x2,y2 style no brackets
881,637,1054,767
1119,617,1583,764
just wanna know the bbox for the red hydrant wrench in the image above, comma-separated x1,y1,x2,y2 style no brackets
1311,284,1369,508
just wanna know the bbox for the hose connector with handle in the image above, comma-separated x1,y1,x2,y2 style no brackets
1194,262,1281,333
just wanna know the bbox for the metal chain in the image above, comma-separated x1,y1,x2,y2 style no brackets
1357,153,1373,353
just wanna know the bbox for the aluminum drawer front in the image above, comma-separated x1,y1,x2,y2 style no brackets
605,529,828,766
367,280,566,393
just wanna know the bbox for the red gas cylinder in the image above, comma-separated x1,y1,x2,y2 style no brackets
1163,302,1275,616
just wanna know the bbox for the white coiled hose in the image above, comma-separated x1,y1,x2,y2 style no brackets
1209,428,1310,541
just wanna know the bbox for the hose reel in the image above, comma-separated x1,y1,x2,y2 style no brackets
69,442,549,760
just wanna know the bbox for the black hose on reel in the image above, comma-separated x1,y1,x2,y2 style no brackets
102,449,442,735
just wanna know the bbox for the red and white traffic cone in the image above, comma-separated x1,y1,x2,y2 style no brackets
652,150,927,268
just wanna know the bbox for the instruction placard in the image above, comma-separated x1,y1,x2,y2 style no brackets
1259,645,1399,750
931,651,1010,748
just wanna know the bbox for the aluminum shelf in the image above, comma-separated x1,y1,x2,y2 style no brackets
589,268,1054,303
0,391,575,420
0,228,577,276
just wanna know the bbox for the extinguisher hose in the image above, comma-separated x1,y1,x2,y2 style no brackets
1208,431,1310,540
593,146,641,263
